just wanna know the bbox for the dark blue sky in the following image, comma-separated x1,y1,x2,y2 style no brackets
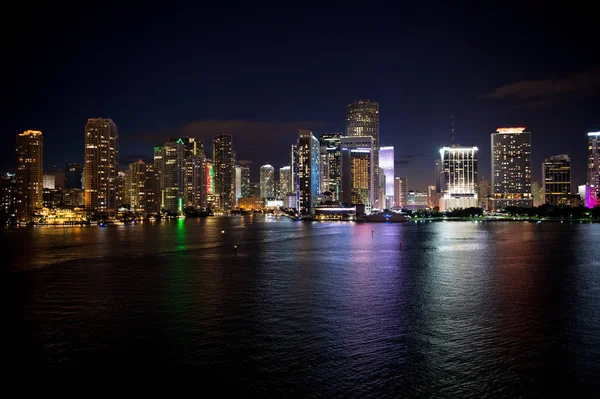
4,2,599,190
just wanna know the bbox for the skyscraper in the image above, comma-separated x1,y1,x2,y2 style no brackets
491,127,532,208
297,130,320,214
65,163,83,189
279,166,291,198
213,135,234,210
346,100,379,207
427,185,436,208
588,132,600,200
84,118,119,216
341,136,374,212
319,134,342,200
260,164,275,199
154,140,185,213
439,146,478,211
394,177,407,208
126,160,158,213
185,154,206,209
379,146,394,208
290,143,298,202
543,154,571,206
16,130,43,221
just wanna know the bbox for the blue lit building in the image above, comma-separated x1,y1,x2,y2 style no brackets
297,130,320,214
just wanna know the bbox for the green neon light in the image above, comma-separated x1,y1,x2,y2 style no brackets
176,138,184,144
178,197,183,213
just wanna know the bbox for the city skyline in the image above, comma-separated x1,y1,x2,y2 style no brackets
4,4,598,191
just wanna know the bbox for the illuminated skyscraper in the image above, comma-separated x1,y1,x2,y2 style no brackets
543,154,571,206
427,185,436,208
185,154,206,209
126,160,158,213
290,143,298,197
154,140,185,213
346,100,379,207
341,136,374,213
279,166,291,199
491,127,532,208
319,133,342,200
260,164,275,199
213,135,234,210
394,177,407,208
588,132,600,199
16,130,43,221
297,130,320,214
439,146,478,211
84,118,119,216
379,146,394,208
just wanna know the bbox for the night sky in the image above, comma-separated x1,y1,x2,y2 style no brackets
4,3,599,190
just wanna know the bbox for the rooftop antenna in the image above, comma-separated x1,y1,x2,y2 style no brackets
451,116,455,146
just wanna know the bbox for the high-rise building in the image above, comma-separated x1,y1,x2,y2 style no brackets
439,146,478,211
43,173,55,189
279,166,291,199
240,166,251,198
213,135,234,210
379,146,394,208
16,130,43,221
84,118,119,216
477,178,491,208
154,140,185,213
260,164,275,199
297,130,320,214
588,132,600,200
290,143,298,199
251,183,261,198
185,154,206,209
117,170,128,208
126,160,158,213
394,177,407,208
427,185,436,208
234,165,243,200
65,163,83,189
319,134,342,201
435,159,441,194
491,127,532,208
543,154,571,206
531,181,544,207
0,173,17,213
341,136,374,213
346,100,379,207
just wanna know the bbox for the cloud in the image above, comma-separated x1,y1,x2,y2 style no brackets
237,159,252,166
133,120,328,146
480,68,600,108
393,152,424,167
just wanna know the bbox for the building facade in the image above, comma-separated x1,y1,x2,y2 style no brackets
260,164,275,199
543,154,571,206
588,132,600,200
491,127,532,208
84,118,119,216
346,100,380,207
394,177,407,208
297,130,320,214
16,130,43,221
279,166,291,199
126,160,158,213
154,140,185,213
439,146,478,211
379,146,394,209
213,135,235,210
340,136,374,213
319,134,342,201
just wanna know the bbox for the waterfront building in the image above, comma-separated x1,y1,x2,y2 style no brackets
439,146,478,211
260,164,275,199
588,132,600,200
297,130,321,214
16,130,43,221
319,134,342,200
213,135,235,210
394,177,408,208
543,154,571,206
84,118,119,216
340,136,374,213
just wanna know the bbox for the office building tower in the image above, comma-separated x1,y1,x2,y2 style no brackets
234,166,243,200
117,170,128,208
126,160,158,213
439,146,478,211
65,163,83,189
543,154,571,206
394,177,408,208
491,127,532,208
240,166,251,197
318,134,342,201
43,173,55,189
427,185,436,208
173,137,204,158
260,164,275,199
0,173,17,213
84,118,119,216
185,154,206,209
16,130,43,220
435,159,441,194
154,140,185,212
379,146,394,208
251,183,261,198
213,135,234,210
340,136,374,212
346,100,380,207
477,178,491,208
588,132,600,200
297,130,321,214
279,166,291,199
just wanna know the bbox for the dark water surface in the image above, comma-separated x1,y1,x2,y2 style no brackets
2,217,600,396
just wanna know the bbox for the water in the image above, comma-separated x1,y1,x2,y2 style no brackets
2,217,600,396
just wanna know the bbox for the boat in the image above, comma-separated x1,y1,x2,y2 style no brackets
363,212,408,223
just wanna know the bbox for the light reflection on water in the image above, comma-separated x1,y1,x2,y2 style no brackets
2,219,600,395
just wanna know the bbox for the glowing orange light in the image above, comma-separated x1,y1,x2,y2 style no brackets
496,127,526,133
